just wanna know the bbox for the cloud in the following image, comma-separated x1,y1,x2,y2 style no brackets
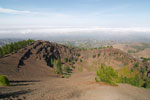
0,26,150,41
0,7,71,21
0,7,38,14
0,27,150,35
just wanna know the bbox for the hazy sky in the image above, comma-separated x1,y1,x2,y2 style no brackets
0,0,150,28
0,0,150,40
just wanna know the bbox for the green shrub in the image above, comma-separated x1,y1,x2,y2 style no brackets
78,66,83,72
0,75,9,86
64,66,70,73
120,74,143,87
71,61,75,65
118,67,144,87
95,65,118,85
141,67,146,75
98,53,100,57
95,65,149,88
62,65,72,78
50,58,55,66
98,46,105,49
141,57,150,62
64,58,68,62
62,74,70,78
143,78,150,88
81,48,87,51
134,74,143,87
77,53,81,57
53,59,63,74
134,62,139,68
93,54,96,58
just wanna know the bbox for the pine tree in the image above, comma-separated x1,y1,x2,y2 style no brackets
0,48,4,57
0,39,34,57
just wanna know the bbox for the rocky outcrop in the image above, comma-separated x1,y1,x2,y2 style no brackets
17,40,80,68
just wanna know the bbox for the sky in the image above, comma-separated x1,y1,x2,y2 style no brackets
0,0,150,38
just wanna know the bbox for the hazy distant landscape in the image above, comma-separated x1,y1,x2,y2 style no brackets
0,27,150,42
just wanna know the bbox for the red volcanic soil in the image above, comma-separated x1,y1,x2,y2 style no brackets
1,40,150,100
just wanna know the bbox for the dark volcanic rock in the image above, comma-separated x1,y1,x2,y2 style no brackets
17,40,80,68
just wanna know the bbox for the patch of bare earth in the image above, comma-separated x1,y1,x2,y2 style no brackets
1,72,150,100
1,41,150,100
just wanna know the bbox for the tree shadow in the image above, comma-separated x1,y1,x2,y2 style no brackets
9,80,40,83
10,83,29,86
9,80,40,87
0,90,32,99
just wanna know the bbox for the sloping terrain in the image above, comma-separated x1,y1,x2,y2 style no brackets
1,72,150,100
75,48,139,72
0,40,80,79
0,40,142,80
113,42,150,58
1,40,150,100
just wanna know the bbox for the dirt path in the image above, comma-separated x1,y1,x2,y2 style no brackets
1,72,150,100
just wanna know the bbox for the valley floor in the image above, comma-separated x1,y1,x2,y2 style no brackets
1,72,150,100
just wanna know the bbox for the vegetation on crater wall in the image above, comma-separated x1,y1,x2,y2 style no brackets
95,65,119,85
95,65,150,88
0,39,34,57
50,58,72,78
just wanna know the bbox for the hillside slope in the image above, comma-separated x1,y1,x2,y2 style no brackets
1,40,150,100
75,48,139,72
0,40,150,80
0,40,80,79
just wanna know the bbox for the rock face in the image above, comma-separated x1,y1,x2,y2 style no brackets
17,40,80,68
18,49,32,67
